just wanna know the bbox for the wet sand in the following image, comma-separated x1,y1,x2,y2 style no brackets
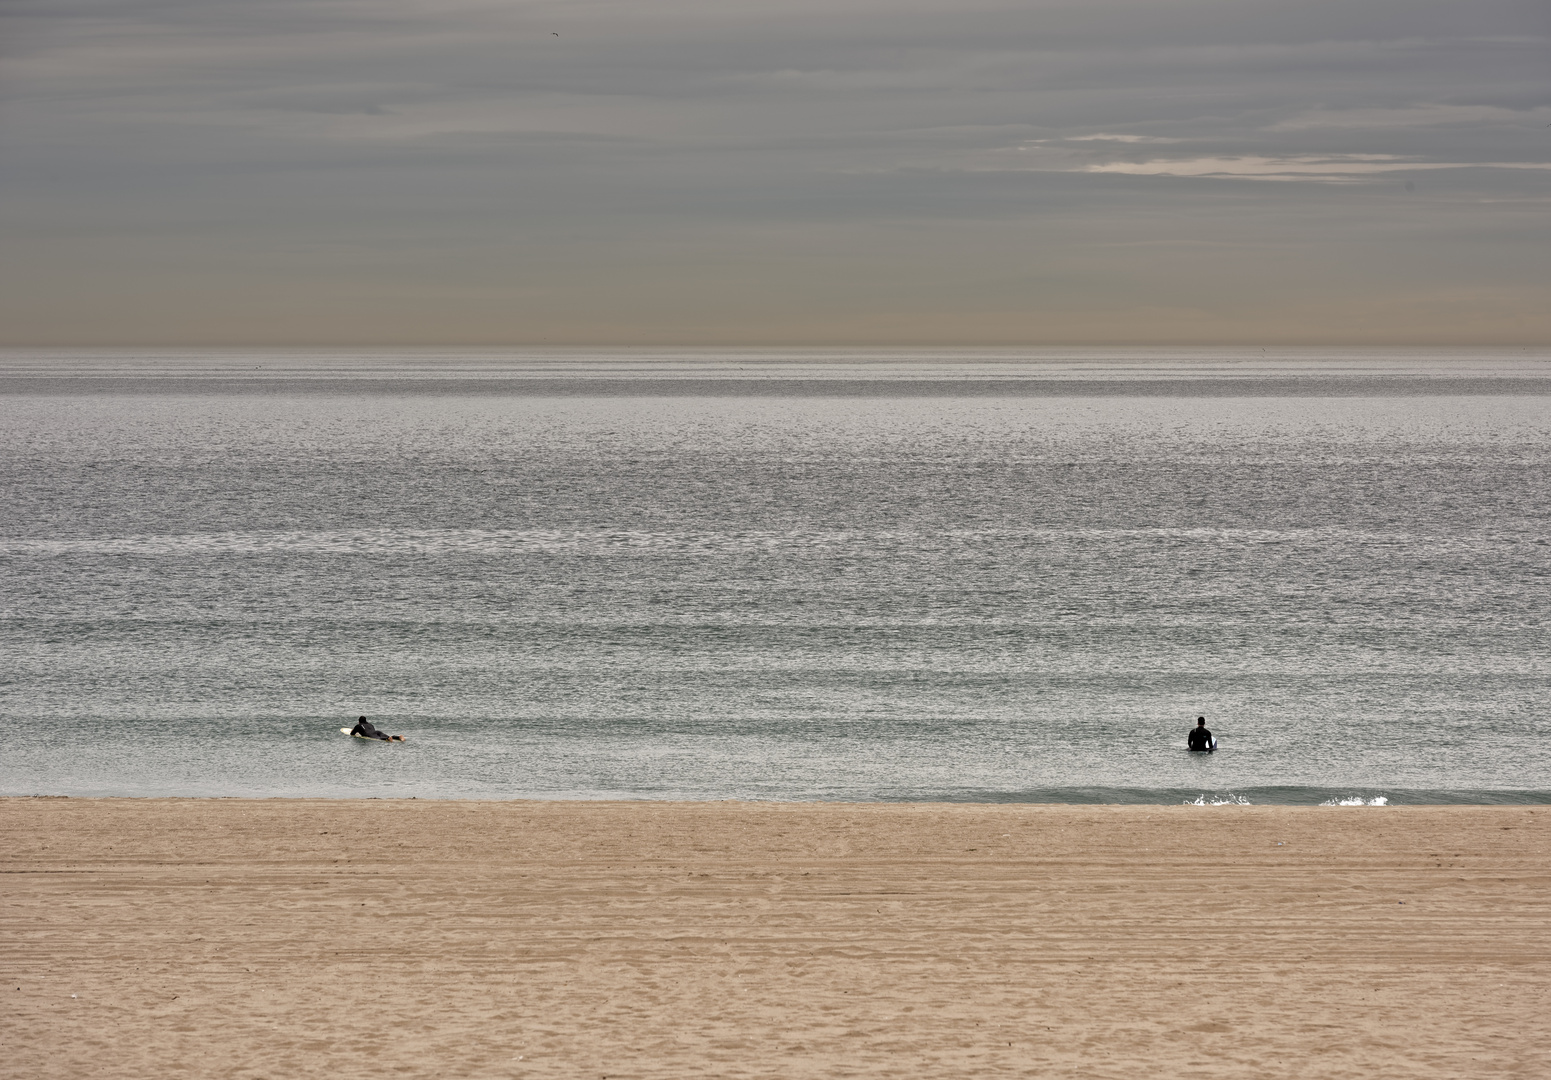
3,799,1548,1078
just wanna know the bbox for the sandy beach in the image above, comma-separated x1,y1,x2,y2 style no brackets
3,799,1547,1078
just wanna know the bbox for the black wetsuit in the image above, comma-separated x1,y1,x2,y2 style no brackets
1187,726,1214,752
350,719,390,741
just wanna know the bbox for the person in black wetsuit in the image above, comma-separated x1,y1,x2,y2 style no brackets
349,716,396,741
1187,716,1214,753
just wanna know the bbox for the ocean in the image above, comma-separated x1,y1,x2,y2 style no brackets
2,348,1548,804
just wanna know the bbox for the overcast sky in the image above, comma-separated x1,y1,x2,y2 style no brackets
2,0,1548,345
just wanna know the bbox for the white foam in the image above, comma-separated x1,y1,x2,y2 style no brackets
1320,795,1389,806
1185,794,1251,806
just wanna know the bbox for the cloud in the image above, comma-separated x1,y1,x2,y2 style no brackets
1086,154,1551,180
2,0,1549,343
1065,134,1184,144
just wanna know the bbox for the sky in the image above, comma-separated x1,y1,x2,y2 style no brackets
1,0,1548,345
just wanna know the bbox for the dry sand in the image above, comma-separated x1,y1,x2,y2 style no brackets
3,799,1548,1078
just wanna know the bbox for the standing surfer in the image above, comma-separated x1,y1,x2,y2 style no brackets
1187,716,1215,752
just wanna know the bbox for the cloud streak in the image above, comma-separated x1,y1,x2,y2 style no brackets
1086,155,1551,180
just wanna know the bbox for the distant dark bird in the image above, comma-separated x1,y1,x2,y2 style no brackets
553,32,559,36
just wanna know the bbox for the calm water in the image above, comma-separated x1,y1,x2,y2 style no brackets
2,349,1548,803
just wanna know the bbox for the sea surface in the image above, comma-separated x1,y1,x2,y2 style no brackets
2,348,1548,804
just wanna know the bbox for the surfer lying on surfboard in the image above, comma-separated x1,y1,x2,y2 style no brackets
349,716,404,742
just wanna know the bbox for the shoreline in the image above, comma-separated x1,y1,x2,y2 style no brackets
6,799,1548,1078
7,790,1550,804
